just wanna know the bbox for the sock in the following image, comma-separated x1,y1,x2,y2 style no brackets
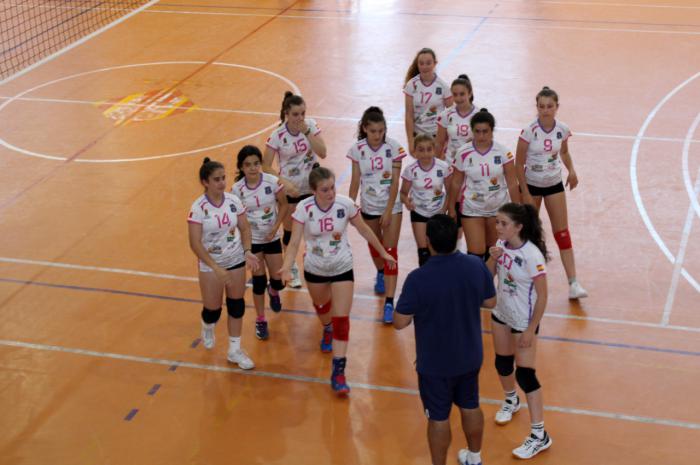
323,323,332,333
376,269,384,277
466,451,482,465
229,336,241,352
531,421,545,439
268,285,278,296
505,390,518,403
256,315,266,322
332,356,347,374
385,297,394,306
568,277,577,285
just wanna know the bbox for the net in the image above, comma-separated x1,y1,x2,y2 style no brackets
0,1,153,82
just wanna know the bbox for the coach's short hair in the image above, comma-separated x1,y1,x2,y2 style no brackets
426,214,459,254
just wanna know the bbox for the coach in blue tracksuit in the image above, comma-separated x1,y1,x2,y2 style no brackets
394,214,496,465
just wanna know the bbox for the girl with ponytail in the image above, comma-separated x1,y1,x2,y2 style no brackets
485,202,552,460
435,74,478,164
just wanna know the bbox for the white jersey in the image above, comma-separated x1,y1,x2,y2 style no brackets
401,158,453,218
519,119,572,188
403,75,450,136
454,141,514,217
346,137,407,216
292,195,360,277
188,192,246,272
265,119,321,195
232,173,284,244
492,239,547,331
436,105,479,164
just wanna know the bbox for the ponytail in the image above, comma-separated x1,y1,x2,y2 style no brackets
357,106,386,141
536,86,559,104
199,157,224,182
279,91,305,125
499,202,549,261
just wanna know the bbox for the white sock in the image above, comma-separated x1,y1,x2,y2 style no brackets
229,336,241,352
531,421,545,439
467,450,481,465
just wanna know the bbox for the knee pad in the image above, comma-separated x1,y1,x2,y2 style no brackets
495,354,515,377
384,247,398,276
269,278,285,291
314,301,331,315
554,229,572,250
252,274,268,295
515,366,541,393
282,229,292,246
201,307,222,324
418,248,430,266
368,243,381,259
226,298,245,318
332,316,350,341
483,249,490,263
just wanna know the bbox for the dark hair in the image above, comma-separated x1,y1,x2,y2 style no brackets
309,166,334,191
235,145,263,181
470,108,495,130
536,86,559,105
405,47,437,84
413,133,434,148
451,74,474,103
199,157,224,182
498,203,549,261
426,214,459,254
279,91,305,124
357,106,386,141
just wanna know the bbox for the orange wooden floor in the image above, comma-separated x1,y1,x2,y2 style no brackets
1,1,699,464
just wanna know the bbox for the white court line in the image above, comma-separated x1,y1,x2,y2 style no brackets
0,0,160,86
662,113,700,326
2,256,700,333
2,95,699,145
683,114,700,219
1,338,698,430
540,1,700,9
630,72,700,295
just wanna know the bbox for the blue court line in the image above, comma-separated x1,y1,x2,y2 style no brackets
124,408,138,421
1,276,698,358
147,384,161,396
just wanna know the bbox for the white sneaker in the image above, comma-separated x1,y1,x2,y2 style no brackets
201,322,216,349
458,449,482,465
495,396,520,425
568,280,588,299
289,263,302,289
512,432,552,459
227,347,255,370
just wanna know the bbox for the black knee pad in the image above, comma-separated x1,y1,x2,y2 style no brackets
282,229,292,246
252,275,268,295
418,248,430,266
269,278,285,291
515,366,541,393
495,354,515,377
483,249,490,263
201,307,222,324
226,298,245,318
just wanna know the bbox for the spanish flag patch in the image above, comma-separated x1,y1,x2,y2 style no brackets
536,264,545,272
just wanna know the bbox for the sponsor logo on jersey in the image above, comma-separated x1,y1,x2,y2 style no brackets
308,211,313,219
434,188,442,196
514,256,523,266
382,171,391,179
437,169,443,177
490,177,498,185
264,207,271,214
494,156,502,164
332,232,342,241
283,137,288,144
533,132,538,140
385,149,392,158
507,152,514,160
556,131,562,139
337,209,345,218
468,157,473,166
504,272,517,289
229,204,237,213
436,87,442,95
536,264,545,272
265,186,272,195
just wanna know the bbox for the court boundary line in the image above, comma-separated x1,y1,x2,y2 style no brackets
1,338,698,431
682,113,700,219
0,0,161,86
2,256,700,333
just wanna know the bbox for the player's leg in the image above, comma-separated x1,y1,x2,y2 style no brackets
363,215,386,294
282,198,302,288
251,247,269,341
462,217,487,259
410,212,430,266
484,215,499,261
224,264,254,369
328,274,354,396
305,274,333,353
263,240,285,313
198,270,225,350
380,212,402,323
491,314,519,425
456,370,484,465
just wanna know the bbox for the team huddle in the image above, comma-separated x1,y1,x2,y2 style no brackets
186,47,588,462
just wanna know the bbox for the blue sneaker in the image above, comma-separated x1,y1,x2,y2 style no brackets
383,301,394,324
331,358,350,396
267,285,282,313
320,327,333,353
374,271,385,294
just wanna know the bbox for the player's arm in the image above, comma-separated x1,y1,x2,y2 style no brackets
348,162,360,201
447,169,465,218
404,94,415,153
399,178,413,210
236,214,260,272
515,137,532,204
268,188,289,241
435,124,448,160
306,128,327,159
393,311,413,330
279,220,304,281
263,145,278,175
520,274,547,348
504,160,521,204
350,213,395,267
381,162,402,227
559,139,578,190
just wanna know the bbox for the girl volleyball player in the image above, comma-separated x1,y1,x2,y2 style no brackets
435,74,478,164
188,158,261,369
280,167,396,396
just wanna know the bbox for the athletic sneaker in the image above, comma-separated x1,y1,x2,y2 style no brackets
374,271,385,294
457,449,482,465
320,327,333,353
289,263,302,289
568,281,588,299
227,348,255,370
201,322,216,349
383,301,394,324
495,395,521,424
255,320,269,340
512,432,552,459
267,285,282,312
331,358,350,396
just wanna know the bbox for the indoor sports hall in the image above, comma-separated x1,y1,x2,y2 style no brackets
0,1,698,464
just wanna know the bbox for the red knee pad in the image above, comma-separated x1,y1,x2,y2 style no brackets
332,316,350,341
368,243,381,259
383,247,398,276
554,229,572,250
314,301,332,315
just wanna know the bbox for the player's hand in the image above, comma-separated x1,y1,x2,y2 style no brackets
518,328,535,348
263,230,277,243
489,246,504,261
279,266,292,284
521,192,534,206
380,210,392,228
566,171,579,190
214,266,233,285
447,206,457,219
406,198,416,211
299,120,309,135
245,251,260,273
381,252,397,270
